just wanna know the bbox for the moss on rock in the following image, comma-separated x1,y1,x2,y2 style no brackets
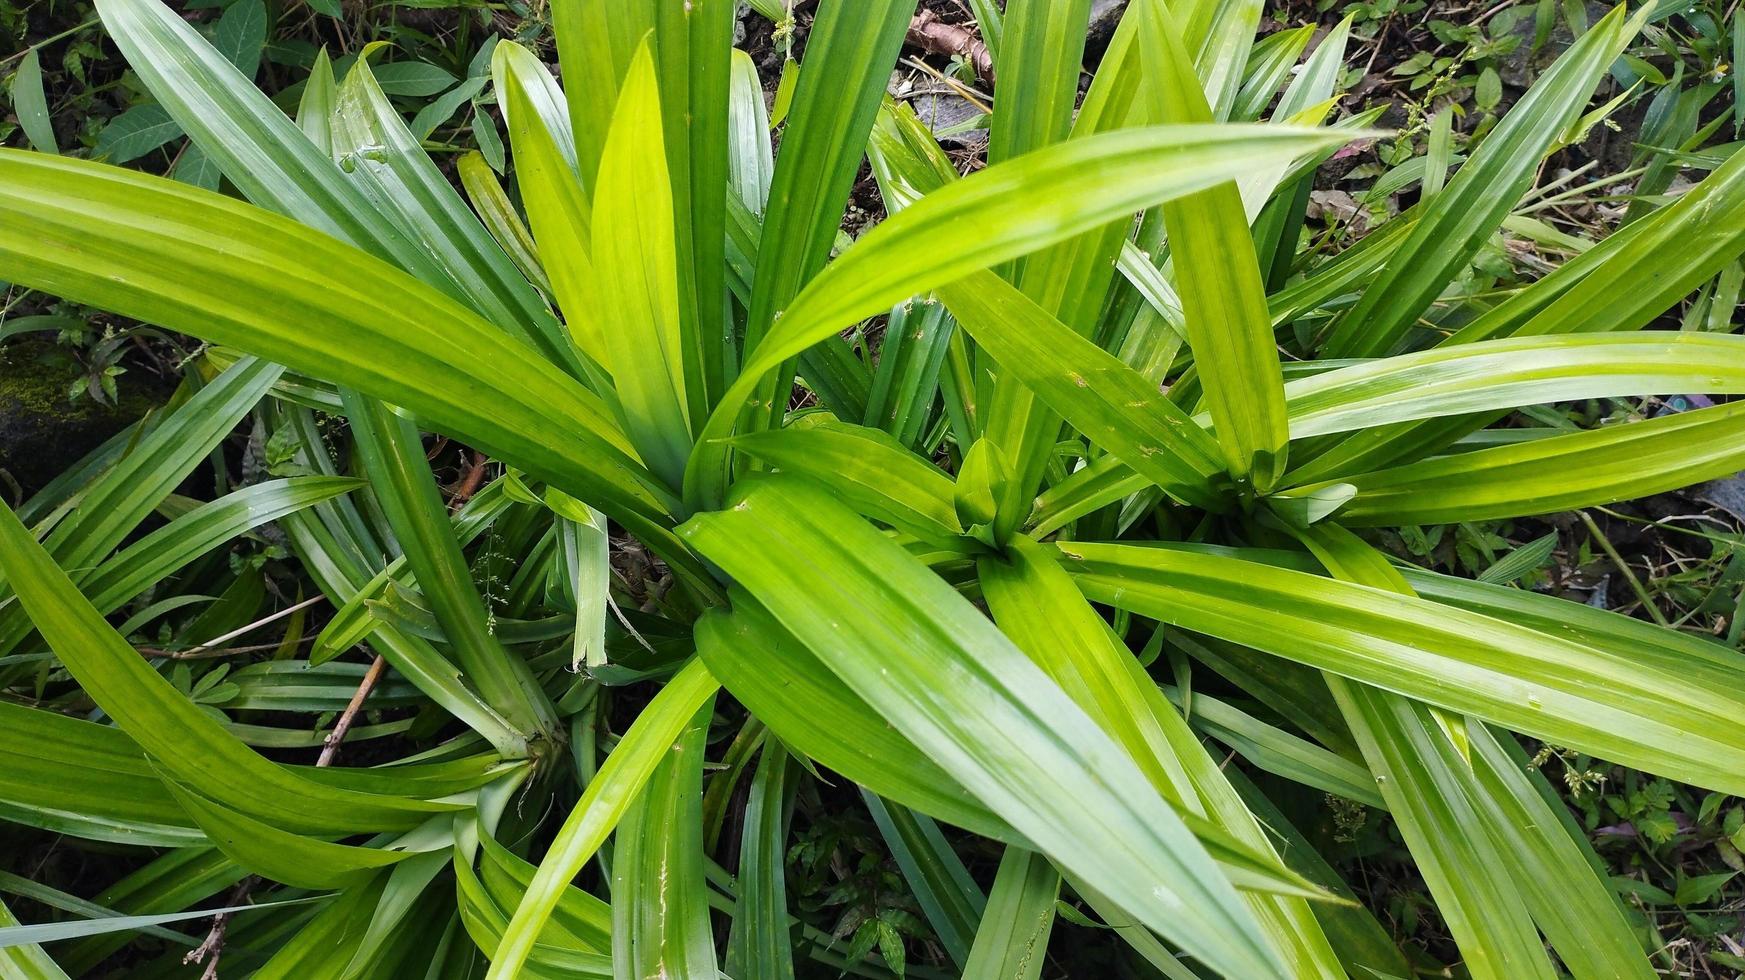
0,337,166,498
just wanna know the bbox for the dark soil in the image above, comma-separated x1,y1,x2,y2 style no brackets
0,336,172,502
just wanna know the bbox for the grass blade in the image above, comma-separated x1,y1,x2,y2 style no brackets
485,659,718,980
610,698,717,980
726,740,795,980
961,848,1058,980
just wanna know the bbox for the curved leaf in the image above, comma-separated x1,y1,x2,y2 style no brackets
0,496,457,835
485,659,718,980
0,151,692,546
162,779,411,891
1061,541,1745,795
1309,401,1745,525
680,476,1288,980
687,122,1366,508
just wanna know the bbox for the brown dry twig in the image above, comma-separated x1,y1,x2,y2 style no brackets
448,449,490,511
906,9,994,85
183,878,251,980
137,594,325,661
317,654,388,767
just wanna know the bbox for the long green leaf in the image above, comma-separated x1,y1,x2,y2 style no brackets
1308,401,1745,525
726,740,795,980
960,848,1058,980
330,59,576,373
610,697,717,980
687,122,1362,509
1061,541,1745,795
78,477,356,619
696,602,1016,843
1332,680,1557,979
1324,5,1640,356
477,832,612,953
1471,146,1745,346
982,535,1344,974
253,876,392,980
730,414,962,543
272,414,531,758
680,476,1287,979
485,659,719,980
592,39,695,489
737,0,915,433
161,779,412,890
0,151,708,569
979,7,1158,524
865,296,956,450
1222,770,1412,979
1034,330,1745,523
0,896,313,951
987,0,1090,166
939,271,1228,509
1282,333,1745,440
727,49,774,215
1289,139,1745,486
1297,524,1559,980
2,356,277,597
1168,688,1383,809
341,390,556,739
555,1,737,424
494,42,610,377
457,150,553,296
1137,0,1289,488
1467,723,1655,979
97,0,557,354
0,700,202,846
0,497,457,835
863,793,984,969
680,0,735,420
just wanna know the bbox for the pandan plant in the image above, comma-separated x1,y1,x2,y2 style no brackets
0,0,1742,977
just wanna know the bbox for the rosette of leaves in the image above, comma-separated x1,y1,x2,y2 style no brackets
0,1,1742,978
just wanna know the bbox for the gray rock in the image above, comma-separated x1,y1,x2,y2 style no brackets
1697,473,1745,523
906,87,988,147
1088,0,1129,63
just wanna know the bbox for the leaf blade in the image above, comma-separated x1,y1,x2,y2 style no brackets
680,476,1288,979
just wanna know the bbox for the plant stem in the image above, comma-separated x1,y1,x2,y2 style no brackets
1,18,99,67
1579,510,1669,627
